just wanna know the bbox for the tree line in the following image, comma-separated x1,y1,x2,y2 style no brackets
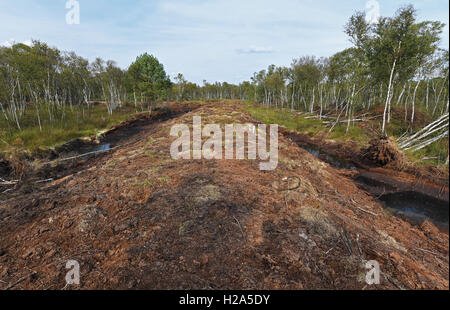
0,41,248,134
0,42,174,133
248,6,448,134
174,5,449,135
1,5,448,149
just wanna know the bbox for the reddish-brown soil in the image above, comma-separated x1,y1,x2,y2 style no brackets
0,101,448,290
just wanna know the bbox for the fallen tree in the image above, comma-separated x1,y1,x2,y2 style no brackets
398,113,449,152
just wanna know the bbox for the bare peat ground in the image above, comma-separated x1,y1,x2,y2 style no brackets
0,101,448,290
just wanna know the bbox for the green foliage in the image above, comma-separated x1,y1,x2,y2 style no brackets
346,5,444,84
242,102,371,145
127,53,172,103
327,48,362,83
404,138,449,167
0,104,138,155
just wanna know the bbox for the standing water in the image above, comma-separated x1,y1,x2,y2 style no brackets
96,143,111,152
81,143,112,160
303,146,357,170
380,192,449,233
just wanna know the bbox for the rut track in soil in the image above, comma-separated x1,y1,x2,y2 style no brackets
0,102,199,199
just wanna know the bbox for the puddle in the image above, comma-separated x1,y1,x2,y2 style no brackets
380,192,449,233
78,143,112,160
96,143,111,152
55,106,188,163
303,146,357,170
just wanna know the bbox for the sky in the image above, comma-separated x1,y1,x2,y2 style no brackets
0,0,448,84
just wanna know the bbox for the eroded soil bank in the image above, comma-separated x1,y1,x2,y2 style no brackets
0,103,198,194
0,101,448,290
282,129,449,233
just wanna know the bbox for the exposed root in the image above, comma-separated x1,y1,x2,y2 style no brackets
361,137,407,168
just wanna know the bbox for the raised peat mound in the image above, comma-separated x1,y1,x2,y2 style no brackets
0,101,448,290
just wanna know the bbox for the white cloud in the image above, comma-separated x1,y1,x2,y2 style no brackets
1,38,33,47
236,46,274,54
0,0,447,84
22,40,33,47
2,39,16,47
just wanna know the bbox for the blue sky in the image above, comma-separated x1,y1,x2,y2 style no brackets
0,0,448,84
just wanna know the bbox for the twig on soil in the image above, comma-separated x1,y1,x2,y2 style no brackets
324,247,335,256
35,178,54,184
355,233,364,259
233,216,246,239
342,228,353,255
54,146,120,163
416,248,446,259
0,177,19,185
382,272,406,290
278,176,301,191
3,273,34,290
356,207,378,217
375,189,387,199
324,240,340,256
284,193,289,211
